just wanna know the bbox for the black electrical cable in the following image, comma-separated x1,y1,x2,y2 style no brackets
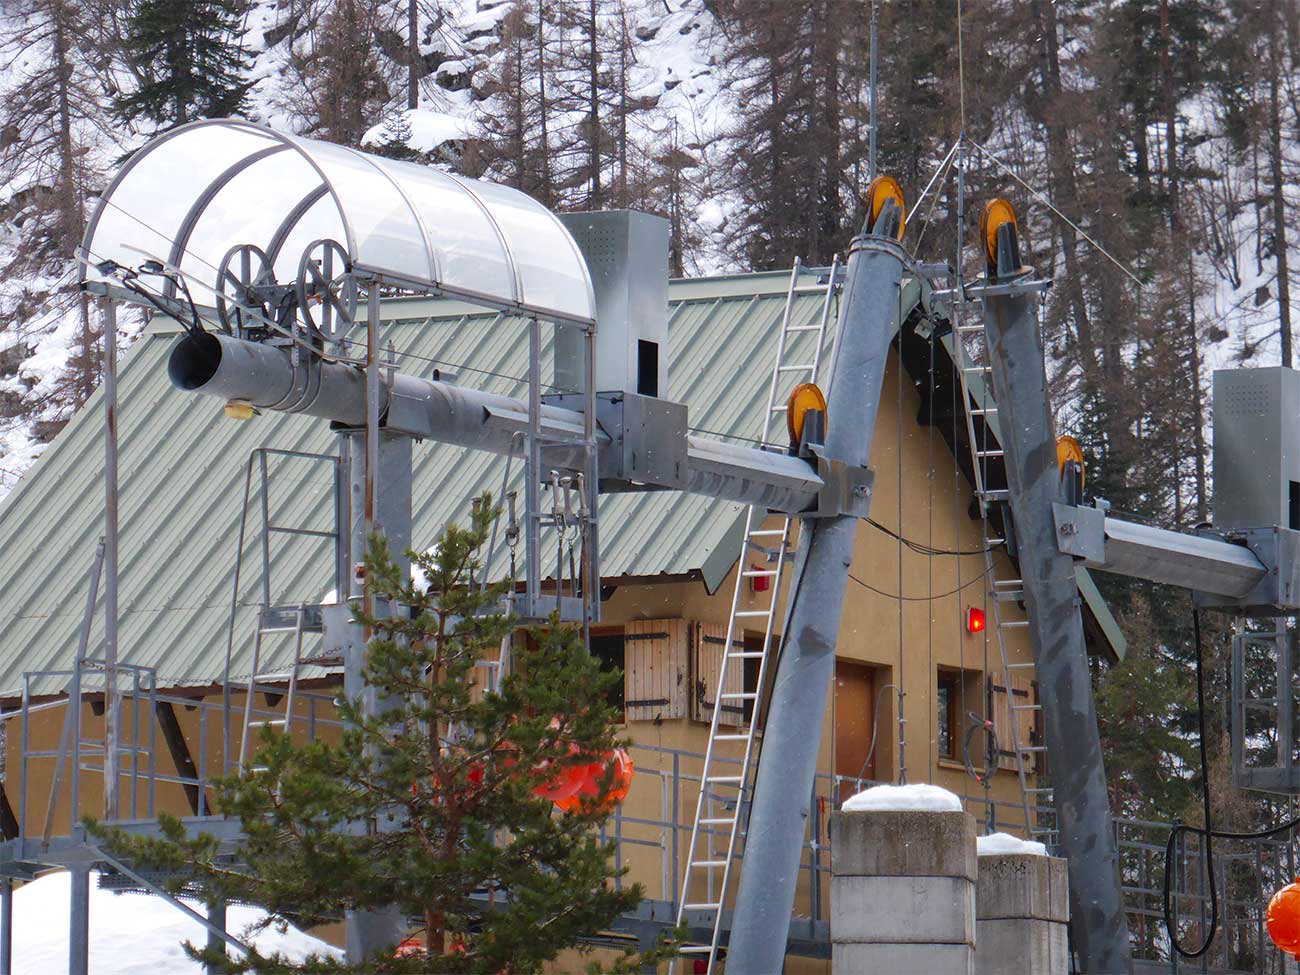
1162,611,1300,958
867,517,997,557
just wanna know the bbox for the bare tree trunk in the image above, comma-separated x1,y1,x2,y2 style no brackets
408,0,418,109
1268,0,1293,367
586,0,600,208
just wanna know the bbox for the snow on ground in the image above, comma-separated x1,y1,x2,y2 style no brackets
362,109,472,155
840,782,963,813
10,869,340,974
976,831,1047,857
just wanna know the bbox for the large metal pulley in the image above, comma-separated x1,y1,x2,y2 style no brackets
296,238,357,341
215,243,274,335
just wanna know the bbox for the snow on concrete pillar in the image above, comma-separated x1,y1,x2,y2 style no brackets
975,834,1069,975
829,784,976,975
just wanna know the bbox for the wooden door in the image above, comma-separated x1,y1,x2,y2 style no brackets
834,660,876,802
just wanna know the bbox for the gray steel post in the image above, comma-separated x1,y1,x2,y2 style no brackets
341,324,412,963
69,865,90,975
727,230,907,974
102,299,120,820
981,260,1131,973
1,878,11,975
205,898,226,975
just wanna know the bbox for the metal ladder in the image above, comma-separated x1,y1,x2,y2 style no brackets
674,257,841,973
228,447,345,770
238,604,311,766
951,301,1049,840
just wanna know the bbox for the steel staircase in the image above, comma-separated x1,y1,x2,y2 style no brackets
673,257,841,973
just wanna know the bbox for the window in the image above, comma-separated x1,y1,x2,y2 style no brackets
937,670,960,761
588,630,625,720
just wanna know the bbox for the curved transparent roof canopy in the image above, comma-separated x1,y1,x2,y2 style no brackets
82,119,596,324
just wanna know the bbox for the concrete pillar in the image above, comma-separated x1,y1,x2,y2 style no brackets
976,854,1069,975
829,809,976,974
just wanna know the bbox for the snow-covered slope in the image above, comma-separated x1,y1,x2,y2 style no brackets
0,0,736,502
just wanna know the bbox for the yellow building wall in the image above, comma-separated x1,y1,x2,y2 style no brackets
2,356,1042,970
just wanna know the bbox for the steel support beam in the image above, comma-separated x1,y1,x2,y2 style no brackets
1053,503,1267,596
167,332,826,513
1,878,11,975
205,898,227,975
727,230,906,974
982,268,1131,973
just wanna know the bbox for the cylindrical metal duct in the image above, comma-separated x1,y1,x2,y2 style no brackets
167,333,826,512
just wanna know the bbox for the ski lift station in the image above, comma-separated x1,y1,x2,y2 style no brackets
4,118,1300,974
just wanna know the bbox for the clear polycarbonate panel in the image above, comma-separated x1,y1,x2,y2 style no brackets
371,156,516,303
452,174,594,320
287,137,433,285
177,149,328,303
82,120,596,323
269,190,347,285
85,124,281,275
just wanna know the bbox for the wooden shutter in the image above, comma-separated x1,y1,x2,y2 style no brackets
693,622,745,727
989,673,1035,771
623,619,688,722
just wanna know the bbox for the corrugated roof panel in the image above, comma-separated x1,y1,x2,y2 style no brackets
0,273,827,694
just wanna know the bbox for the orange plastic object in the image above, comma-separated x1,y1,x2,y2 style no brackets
865,174,907,239
786,382,827,449
980,198,1018,266
554,748,635,814
1267,878,1300,956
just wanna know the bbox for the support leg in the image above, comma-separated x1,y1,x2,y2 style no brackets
68,866,89,975
1,878,12,975
728,229,907,973
205,898,226,975
981,254,1130,972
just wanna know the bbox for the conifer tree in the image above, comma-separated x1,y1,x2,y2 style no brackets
94,499,667,973
114,0,252,127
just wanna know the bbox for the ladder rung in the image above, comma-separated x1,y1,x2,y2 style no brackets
1000,620,1030,629
742,569,778,578
1006,661,1036,670
956,323,983,332
678,946,713,954
1026,787,1053,794
776,364,815,373
690,860,728,869
728,651,765,659
719,692,758,700
976,449,1005,458
251,718,289,727
790,284,829,294
713,734,751,741
970,407,999,416
1011,703,1041,712
785,325,822,333
700,817,737,826
980,488,1009,500
706,775,743,784
748,529,787,538
985,536,1006,546
963,364,992,373
1021,745,1048,753
993,590,1024,602
733,610,771,618
770,405,788,413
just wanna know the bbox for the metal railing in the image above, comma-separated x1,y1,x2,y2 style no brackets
6,680,1298,973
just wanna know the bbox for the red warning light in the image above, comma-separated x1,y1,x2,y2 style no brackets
966,606,986,633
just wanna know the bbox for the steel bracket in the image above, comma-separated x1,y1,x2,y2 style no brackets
1053,502,1106,562
805,445,874,519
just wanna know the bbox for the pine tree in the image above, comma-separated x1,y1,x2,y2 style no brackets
115,0,252,127
93,500,668,972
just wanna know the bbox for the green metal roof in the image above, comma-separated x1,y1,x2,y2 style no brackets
0,268,1123,696
0,271,833,695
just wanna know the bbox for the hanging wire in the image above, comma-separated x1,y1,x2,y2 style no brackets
849,564,993,602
